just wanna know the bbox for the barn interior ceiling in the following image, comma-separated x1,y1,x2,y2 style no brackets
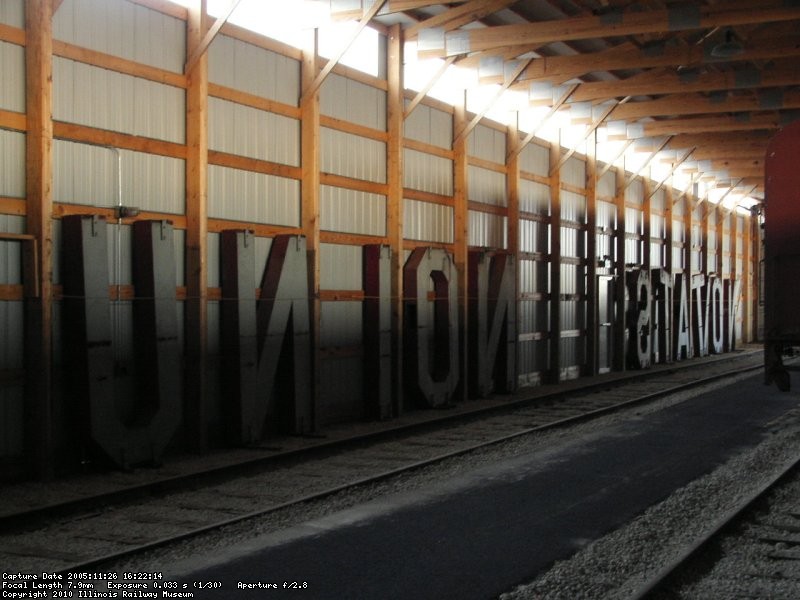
200,0,800,208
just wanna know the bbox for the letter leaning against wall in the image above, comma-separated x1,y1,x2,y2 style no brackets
403,247,459,408
363,245,393,419
626,269,652,369
61,216,181,468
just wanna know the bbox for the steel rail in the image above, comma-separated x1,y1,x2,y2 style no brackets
52,361,762,576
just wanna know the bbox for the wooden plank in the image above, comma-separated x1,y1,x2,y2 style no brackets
405,0,515,38
404,56,456,120
319,230,387,246
549,141,562,382
320,172,389,196
468,201,508,217
0,22,25,46
319,290,366,302
208,150,301,180
0,284,24,301
53,40,187,88
387,23,404,416
613,90,800,120
320,115,389,142
302,29,321,431
184,0,209,451
53,121,187,159
208,83,301,119
0,109,26,132
403,137,454,160
638,112,788,137
207,218,299,237
453,97,469,401
25,0,54,479
403,187,454,207
467,155,507,174
507,84,577,162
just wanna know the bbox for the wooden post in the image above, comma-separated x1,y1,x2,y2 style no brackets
585,130,598,376
684,190,695,355
642,177,652,270
453,94,469,401
301,30,321,429
25,0,54,479
507,117,521,386
386,24,404,414
613,165,626,371
549,141,562,382
664,186,674,274
184,0,209,450
715,204,724,277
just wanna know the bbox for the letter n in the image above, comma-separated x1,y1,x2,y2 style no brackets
468,250,516,397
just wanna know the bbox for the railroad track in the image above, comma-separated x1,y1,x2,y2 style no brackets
1,350,764,576
631,445,800,599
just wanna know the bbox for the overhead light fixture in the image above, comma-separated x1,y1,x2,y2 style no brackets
711,29,744,58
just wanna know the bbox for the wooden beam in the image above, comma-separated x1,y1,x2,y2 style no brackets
184,0,209,451
405,0,515,38
585,129,598,376
635,112,789,137
386,23,404,416
302,29,322,430
649,147,695,199
598,139,634,179
184,0,243,74
25,0,54,479
549,100,623,177
301,0,388,104
548,141,561,382
404,56,456,120
454,58,532,144
428,3,800,57
507,84,578,162
571,63,800,103
517,36,800,84
612,90,800,121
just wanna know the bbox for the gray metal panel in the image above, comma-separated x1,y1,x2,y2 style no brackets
403,148,453,196
53,58,185,143
54,140,185,214
468,124,505,163
320,243,363,290
468,165,506,206
208,165,300,226
651,188,665,213
626,179,644,205
207,232,220,288
321,127,386,184
403,199,453,243
403,103,452,149
597,200,615,229
320,301,363,347
562,157,586,189
519,219,547,254
0,130,25,197
53,0,185,72
0,41,24,113
209,97,300,166
561,190,586,223
468,211,507,249
520,142,549,177
209,34,300,106
597,169,616,199
321,73,387,131
320,185,386,237
519,179,550,215
0,0,24,27
0,215,24,284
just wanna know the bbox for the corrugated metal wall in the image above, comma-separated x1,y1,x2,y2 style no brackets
210,35,299,106
0,41,24,112
0,130,25,198
321,127,386,183
321,185,386,237
208,165,299,226
404,149,453,196
468,124,505,163
0,1,24,28
404,103,452,148
322,74,386,131
651,188,665,268
519,141,549,177
54,0,185,73
404,199,454,243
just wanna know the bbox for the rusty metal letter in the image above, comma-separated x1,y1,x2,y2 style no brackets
709,276,724,354
651,268,672,364
691,274,708,357
468,250,516,397
363,244,393,419
403,247,459,408
673,273,691,360
724,278,742,352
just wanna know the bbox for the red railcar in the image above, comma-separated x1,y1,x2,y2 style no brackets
764,120,800,391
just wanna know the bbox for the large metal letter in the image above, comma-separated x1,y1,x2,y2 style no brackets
709,276,724,354
363,245,392,419
724,278,741,352
626,269,652,369
220,230,258,443
468,250,516,397
691,274,708,357
673,273,691,360
403,248,459,408
651,269,672,364
253,235,312,441
62,216,182,468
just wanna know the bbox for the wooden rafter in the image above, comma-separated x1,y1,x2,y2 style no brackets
623,112,791,138
405,0,516,38
598,139,634,179
507,83,578,162
302,0,388,103
612,90,800,120
422,4,800,57
404,55,457,120
549,99,625,176
648,147,695,199
625,136,672,189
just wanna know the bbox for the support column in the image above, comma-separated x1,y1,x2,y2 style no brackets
25,0,54,479
386,24,403,414
506,118,521,387
684,193,694,355
585,131,598,376
185,0,209,450
301,31,321,429
612,165,626,372
665,186,674,274
642,177,652,270
548,141,562,382
453,95,469,401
